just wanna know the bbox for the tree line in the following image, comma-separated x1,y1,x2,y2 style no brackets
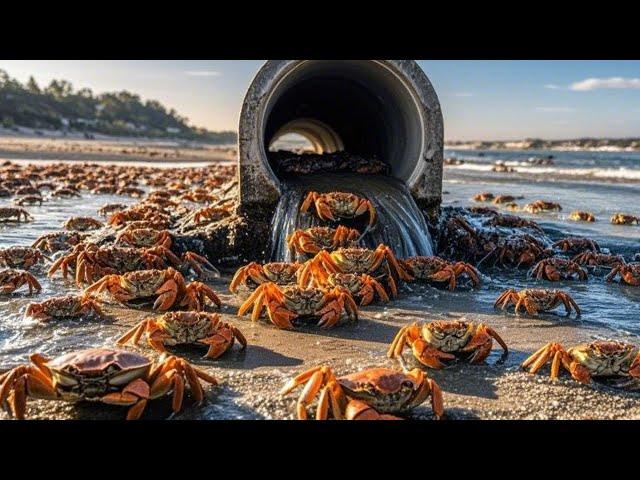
0,70,236,143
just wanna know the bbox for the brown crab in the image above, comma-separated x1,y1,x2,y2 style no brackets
473,192,494,202
573,252,625,269
530,258,588,281
118,311,247,359
0,207,32,222
553,237,600,255
229,261,304,293
480,233,549,268
388,320,508,369
13,195,43,206
401,256,480,290
116,228,172,249
84,267,221,311
300,191,376,227
280,365,443,420
0,269,41,295
605,262,640,286
522,200,562,214
312,272,391,306
62,217,103,231
569,211,596,222
237,282,358,330
522,340,640,385
97,203,128,217
0,247,48,270
51,187,81,198
31,231,87,254
25,294,103,321
287,226,360,256
483,213,544,233
610,213,639,225
492,194,520,205
494,288,581,317
0,348,218,420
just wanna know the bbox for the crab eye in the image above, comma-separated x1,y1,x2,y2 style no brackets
402,380,414,389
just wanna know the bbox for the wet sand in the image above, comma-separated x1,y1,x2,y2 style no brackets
3,272,639,421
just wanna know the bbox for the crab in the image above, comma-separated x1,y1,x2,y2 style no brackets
25,294,103,321
0,269,41,295
31,231,88,254
117,187,146,197
62,217,103,231
188,204,234,226
605,262,640,286
480,233,550,268
401,256,480,290
0,348,218,420
107,207,170,228
0,207,32,222
313,272,391,306
388,320,508,369
573,252,625,269
522,200,562,214
13,195,43,206
0,247,48,270
521,340,640,385
237,282,358,330
299,245,412,298
281,365,443,420
116,228,172,249
300,191,376,227
529,258,588,281
15,186,41,196
483,213,544,233
51,187,81,198
569,211,595,222
229,262,304,293
98,203,128,217
494,288,581,317
84,267,221,311
287,226,361,256
553,237,600,255
436,215,491,262
117,311,247,359
492,194,520,205
473,192,494,202
610,213,639,225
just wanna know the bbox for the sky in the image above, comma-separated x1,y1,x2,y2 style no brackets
1,60,639,141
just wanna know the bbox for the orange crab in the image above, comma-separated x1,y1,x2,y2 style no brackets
287,226,360,256
494,288,581,317
62,217,103,231
0,269,41,295
387,320,508,369
568,211,595,222
25,294,103,321
522,200,562,214
530,258,588,281
229,261,303,293
0,348,218,420
401,256,480,290
117,311,246,359
116,228,172,249
0,247,48,270
237,282,358,330
553,237,600,254
280,365,443,420
573,252,625,269
606,262,640,286
84,267,221,311
610,213,639,225
312,272,391,306
300,191,376,227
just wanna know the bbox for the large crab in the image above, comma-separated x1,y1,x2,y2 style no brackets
494,288,581,317
299,245,412,297
300,191,376,227
287,226,360,256
0,247,48,270
610,213,639,225
25,294,103,321
522,340,640,385
84,267,221,311
187,204,234,226
605,262,640,286
387,320,508,369
573,252,625,269
117,311,247,359
311,272,391,306
401,256,480,291
0,269,41,295
522,200,562,214
229,261,304,293
553,237,600,255
479,233,550,268
0,207,32,222
237,282,358,330
62,217,103,231
107,206,170,228
116,228,172,249
0,348,218,420
280,365,443,420
568,211,595,222
529,258,588,281
31,231,88,254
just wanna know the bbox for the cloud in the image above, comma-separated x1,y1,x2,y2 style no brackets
535,106,575,112
184,70,221,77
569,77,640,91
452,92,473,97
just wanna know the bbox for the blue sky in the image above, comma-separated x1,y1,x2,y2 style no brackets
1,60,639,141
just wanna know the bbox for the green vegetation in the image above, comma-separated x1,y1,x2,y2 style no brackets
0,70,236,143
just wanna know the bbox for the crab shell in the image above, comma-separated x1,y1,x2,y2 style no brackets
45,348,151,401
338,368,424,413
156,312,216,343
421,320,474,353
569,341,639,377
280,286,328,315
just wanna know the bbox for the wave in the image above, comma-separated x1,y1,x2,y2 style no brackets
447,163,640,181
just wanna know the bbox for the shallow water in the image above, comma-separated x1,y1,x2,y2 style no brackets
269,173,434,262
